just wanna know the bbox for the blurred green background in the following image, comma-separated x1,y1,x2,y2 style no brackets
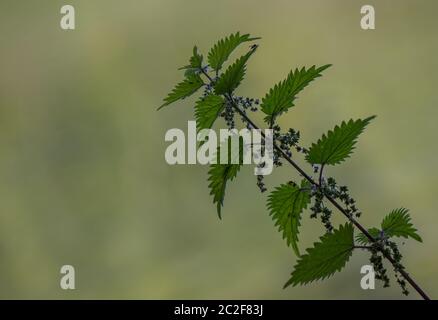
0,0,437,299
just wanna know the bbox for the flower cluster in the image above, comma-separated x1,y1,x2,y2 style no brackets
320,177,361,218
234,96,260,112
221,101,236,129
370,245,390,288
370,236,409,295
309,187,334,232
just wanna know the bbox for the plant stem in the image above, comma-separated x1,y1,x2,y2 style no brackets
354,246,373,250
201,69,213,83
222,92,430,300
319,164,325,186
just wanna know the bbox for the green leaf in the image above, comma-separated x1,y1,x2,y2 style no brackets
208,32,260,72
355,227,380,245
355,209,422,244
179,46,204,77
284,223,354,287
267,180,311,256
306,116,376,166
188,46,204,69
261,65,331,124
208,163,241,219
381,208,422,242
158,74,204,110
214,48,256,95
194,95,225,133
207,137,244,219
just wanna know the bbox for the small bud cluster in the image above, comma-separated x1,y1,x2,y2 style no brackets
373,237,409,295
367,234,409,294
220,100,236,129
272,125,304,166
309,187,334,232
309,176,361,233
320,177,361,218
370,245,390,288
256,173,267,193
202,83,214,97
295,146,309,154
234,96,260,130
234,96,260,112
387,241,409,295
278,128,300,158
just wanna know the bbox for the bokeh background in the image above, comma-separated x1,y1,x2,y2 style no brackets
0,0,437,299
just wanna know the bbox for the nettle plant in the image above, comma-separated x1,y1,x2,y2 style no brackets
159,32,429,299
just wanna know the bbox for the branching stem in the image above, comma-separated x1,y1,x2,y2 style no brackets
217,88,430,300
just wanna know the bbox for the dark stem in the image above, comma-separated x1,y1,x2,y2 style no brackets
319,164,325,186
201,69,213,83
354,245,373,250
219,90,430,300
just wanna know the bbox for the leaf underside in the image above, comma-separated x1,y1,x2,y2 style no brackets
306,116,376,165
207,137,245,219
285,223,354,287
208,163,241,219
267,180,311,256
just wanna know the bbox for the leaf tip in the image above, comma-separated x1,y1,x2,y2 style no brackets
217,203,222,220
364,115,377,123
283,279,294,289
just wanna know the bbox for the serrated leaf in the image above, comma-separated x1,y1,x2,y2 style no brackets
179,46,204,77
208,163,241,219
381,208,422,242
284,223,354,287
208,32,260,72
158,74,204,110
184,46,203,69
355,227,380,245
194,95,225,133
267,180,311,256
355,208,422,245
261,65,331,124
306,116,376,165
214,48,256,95
207,137,244,219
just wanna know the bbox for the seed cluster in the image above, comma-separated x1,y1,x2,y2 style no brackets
366,234,409,295
271,125,308,167
202,82,214,97
309,177,361,232
309,187,334,232
256,173,267,193
388,241,409,295
370,245,390,288
319,178,361,218
221,100,236,129
235,96,260,112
